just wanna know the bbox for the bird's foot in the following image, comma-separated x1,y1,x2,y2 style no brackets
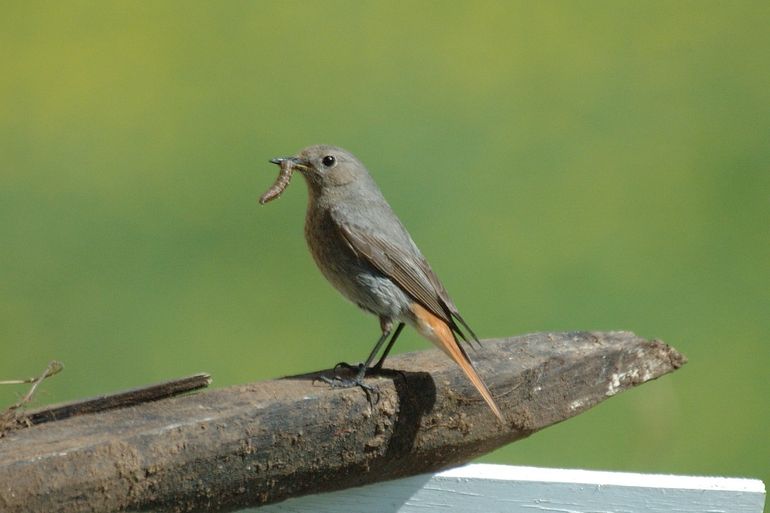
333,361,364,373
317,374,373,391
317,369,380,404
333,361,391,377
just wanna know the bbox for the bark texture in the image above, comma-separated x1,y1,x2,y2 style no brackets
0,331,685,513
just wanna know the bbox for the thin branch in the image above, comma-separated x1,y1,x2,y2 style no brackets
0,360,63,385
0,360,63,432
22,372,212,426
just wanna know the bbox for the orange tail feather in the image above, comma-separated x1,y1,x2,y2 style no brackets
409,304,505,424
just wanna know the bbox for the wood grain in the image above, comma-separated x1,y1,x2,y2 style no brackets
0,331,685,513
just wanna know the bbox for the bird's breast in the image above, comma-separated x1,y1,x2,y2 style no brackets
303,206,409,319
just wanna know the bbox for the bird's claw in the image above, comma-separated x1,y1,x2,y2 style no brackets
333,361,364,373
317,374,373,391
316,374,380,404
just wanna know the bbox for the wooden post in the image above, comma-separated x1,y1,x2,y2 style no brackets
0,331,686,513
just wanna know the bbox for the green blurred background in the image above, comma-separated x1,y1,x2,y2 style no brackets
2,0,768,495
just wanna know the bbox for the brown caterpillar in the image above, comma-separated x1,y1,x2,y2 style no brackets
259,158,294,204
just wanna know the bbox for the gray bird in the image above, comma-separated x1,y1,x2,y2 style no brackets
264,145,504,423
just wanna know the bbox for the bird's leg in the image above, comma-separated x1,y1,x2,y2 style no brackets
333,318,401,373
321,320,393,390
372,322,405,370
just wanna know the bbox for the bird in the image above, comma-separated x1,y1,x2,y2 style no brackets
263,145,504,423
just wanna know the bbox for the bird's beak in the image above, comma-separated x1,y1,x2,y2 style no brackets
270,156,309,170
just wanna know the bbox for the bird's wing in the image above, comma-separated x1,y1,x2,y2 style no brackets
331,208,479,343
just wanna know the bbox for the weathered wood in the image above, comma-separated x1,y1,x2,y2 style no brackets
21,372,212,426
0,331,685,513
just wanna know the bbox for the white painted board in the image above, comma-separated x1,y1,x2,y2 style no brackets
244,463,766,513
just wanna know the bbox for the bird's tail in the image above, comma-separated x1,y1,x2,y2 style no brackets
409,303,505,424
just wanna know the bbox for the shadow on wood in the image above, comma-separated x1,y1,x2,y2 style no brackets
0,331,686,513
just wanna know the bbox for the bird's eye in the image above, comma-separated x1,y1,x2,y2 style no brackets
321,155,336,167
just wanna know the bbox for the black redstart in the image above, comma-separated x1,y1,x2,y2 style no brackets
260,145,504,423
